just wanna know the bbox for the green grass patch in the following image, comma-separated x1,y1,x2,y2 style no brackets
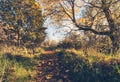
0,46,41,82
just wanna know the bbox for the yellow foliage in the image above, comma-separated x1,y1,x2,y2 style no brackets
32,2,42,10
76,18,92,25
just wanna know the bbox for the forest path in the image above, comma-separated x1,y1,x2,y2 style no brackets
36,51,71,82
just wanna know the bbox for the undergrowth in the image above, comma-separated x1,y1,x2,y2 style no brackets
0,45,120,82
0,45,43,82
58,49,120,82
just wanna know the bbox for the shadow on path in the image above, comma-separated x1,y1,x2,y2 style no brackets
36,51,71,82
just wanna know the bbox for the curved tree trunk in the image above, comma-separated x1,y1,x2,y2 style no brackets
101,1,120,54
109,33,120,54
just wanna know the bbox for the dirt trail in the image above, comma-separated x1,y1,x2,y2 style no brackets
36,51,71,82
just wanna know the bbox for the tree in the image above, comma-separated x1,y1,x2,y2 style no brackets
0,0,46,46
42,0,120,54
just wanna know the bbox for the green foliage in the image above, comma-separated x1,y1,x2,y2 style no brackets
0,53,16,82
0,0,46,46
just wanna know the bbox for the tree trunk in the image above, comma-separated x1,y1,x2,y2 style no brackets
109,34,120,54
102,2,120,54
17,30,21,47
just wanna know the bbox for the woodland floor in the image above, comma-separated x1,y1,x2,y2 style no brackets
36,51,71,82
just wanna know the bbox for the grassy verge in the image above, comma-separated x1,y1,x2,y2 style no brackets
58,49,120,82
0,45,44,82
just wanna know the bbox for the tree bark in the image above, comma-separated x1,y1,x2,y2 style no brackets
102,2,120,54
109,34,120,54
17,29,21,47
